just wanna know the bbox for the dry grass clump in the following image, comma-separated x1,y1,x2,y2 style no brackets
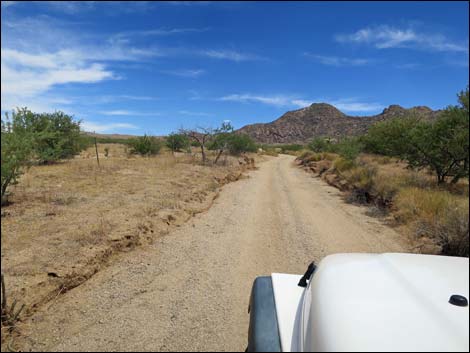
332,157,355,174
341,165,376,191
297,151,337,164
395,188,469,256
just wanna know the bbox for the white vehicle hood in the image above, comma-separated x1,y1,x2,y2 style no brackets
272,253,469,352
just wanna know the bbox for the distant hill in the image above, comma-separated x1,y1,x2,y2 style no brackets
237,103,440,144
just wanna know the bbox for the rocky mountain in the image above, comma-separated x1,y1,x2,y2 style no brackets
237,103,440,144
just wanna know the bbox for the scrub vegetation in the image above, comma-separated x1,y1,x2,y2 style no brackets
296,88,469,257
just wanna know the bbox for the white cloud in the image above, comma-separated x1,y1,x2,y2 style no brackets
104,95,157,102
1,49,115,111
200,49,264,62
336,25,468,52
80,121,138,133
112,27,209,41
0,14,162,113
161,1,213,6
219,94,384,113
219,94,295,106
394,63,420,69
291,99,312,107
178,110,213,116
304,53,370,66
328,100,384,113
99,110,159,116
161,69,206,78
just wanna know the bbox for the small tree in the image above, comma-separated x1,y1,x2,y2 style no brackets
1,111,33,204
209,122,234,164
405,90,469,184
129,135,162,156
166,133,190,155
179,127,213,164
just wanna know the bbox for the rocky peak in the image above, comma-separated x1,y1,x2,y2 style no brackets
381,104,405,115
307,103,346,117
237,102,438,144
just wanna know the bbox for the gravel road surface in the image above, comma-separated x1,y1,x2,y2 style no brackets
18,155,409,351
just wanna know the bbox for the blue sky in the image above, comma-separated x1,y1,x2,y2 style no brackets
1,1,468,135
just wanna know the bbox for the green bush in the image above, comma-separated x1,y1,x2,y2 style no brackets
129,135,162,155
227,134,257,155
334,137,364,161
308,137,331,152
13,109,83,163
308,136,363,160
362,117,420,156
166,133,190,153
1,112,33,204
276,144,304,153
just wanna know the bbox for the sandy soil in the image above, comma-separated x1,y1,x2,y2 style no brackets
13,154,411,351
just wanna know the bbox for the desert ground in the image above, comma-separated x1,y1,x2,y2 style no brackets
6,154,411,351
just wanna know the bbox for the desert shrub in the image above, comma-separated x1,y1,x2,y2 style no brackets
401,171,433,189
166,133,190,153
309,136,363,160
395,187,469,257
12,108,83,163
362,116,420,156
371,173,402,206
104,147,109,157
275,144,304,153
320,152,338,161
334,137,364,160
129,135,162,155
296,150,314,162
308,137,331,153
395,187,454,223
297,151,321,164
297,150,313,160
1,113,33,204
297,151,338,166
227,134,257,155
343,164,377,190
342,164,377,204
377,156,392,164
435,205,469,257
332,157,355,173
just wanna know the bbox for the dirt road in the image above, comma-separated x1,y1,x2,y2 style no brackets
17,155,409,351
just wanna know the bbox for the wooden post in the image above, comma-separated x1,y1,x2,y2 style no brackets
94,132,100,168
